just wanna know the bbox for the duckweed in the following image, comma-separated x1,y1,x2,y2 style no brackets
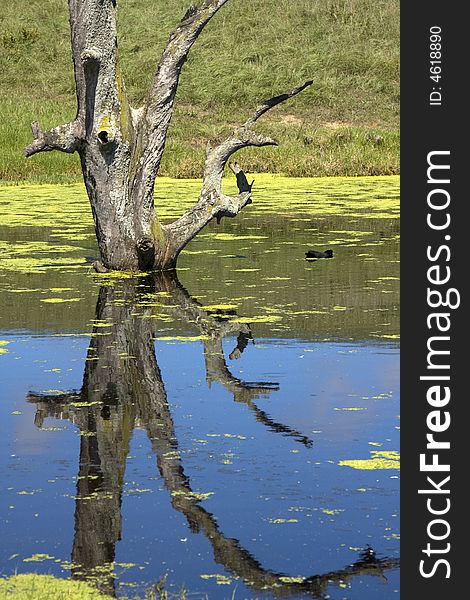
0,574,112,599
339,450,400,470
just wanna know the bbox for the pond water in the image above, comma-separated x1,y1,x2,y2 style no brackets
0,175,399,599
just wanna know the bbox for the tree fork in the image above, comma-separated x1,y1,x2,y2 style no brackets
23,0,311,272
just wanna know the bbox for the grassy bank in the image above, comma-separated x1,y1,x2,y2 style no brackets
0,0,399,182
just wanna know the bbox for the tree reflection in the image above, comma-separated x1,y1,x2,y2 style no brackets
28,272,399,597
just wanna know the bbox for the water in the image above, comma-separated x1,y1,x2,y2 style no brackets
0,175,399,599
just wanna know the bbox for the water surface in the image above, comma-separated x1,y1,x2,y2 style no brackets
0,175,399,599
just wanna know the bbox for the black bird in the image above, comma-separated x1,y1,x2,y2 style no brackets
305,249,333,259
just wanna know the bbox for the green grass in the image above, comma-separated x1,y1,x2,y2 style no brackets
0,0,399,182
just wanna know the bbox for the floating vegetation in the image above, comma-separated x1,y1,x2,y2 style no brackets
233,268,261,273
209,233,269,241
200,573,233,585
206,433,248,440
153,335,207,342
339,450,400,470
0,175,398,341
93,270,147,282
40,297,82,303
40,427,65,432
279,576,306,583
0,174,399,598
171,491,215,501
0,574,112,599
232,315,283,324
201,303,238,311
23,554,55,563
268,518,299,524
321,508,345,515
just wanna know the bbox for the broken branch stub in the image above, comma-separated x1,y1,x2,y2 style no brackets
230,163,254,193
23,120,82,157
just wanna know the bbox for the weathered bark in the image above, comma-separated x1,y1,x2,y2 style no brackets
24,0,311,272
27,274,399,596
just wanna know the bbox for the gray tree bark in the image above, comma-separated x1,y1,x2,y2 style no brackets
23,0,311,272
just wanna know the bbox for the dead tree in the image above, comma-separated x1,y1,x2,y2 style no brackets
23,0,311,272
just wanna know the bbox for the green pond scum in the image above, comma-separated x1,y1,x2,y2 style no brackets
0,175,399,339
0,175,399,599
0,574,115,600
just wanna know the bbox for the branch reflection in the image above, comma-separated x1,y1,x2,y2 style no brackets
27,272,398,597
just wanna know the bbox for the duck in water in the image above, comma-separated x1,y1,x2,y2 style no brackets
305,249,333,259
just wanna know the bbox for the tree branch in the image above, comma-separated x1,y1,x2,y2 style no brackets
147,0,230,121
131,0,230,213
243,80,313,129
164,81,312,253
23,120,82,157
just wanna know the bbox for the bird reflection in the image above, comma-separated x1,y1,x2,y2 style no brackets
27,272,398,597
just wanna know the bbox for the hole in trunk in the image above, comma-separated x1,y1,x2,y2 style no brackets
97,130,109,144
137,237,155,271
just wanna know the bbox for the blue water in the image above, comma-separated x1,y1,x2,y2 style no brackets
0,178,399,598
1,332,399,599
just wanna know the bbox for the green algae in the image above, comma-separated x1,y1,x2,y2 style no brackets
0,175,398,235
200,303,238,311
41,298,82,304
233,315,283,324
233,268,261,273
339,450,400,470
171,490,215,501
206,433,247,440
278,576,306,583
153,335,207,342
0,174,399,342
0,573,113,599
209,233,269,241
321,508,344,515
93,271,147,282
200,573,233,585
23,554,54,563
268,518,299,524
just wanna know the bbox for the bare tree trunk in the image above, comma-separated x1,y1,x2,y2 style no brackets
24,0,311,272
